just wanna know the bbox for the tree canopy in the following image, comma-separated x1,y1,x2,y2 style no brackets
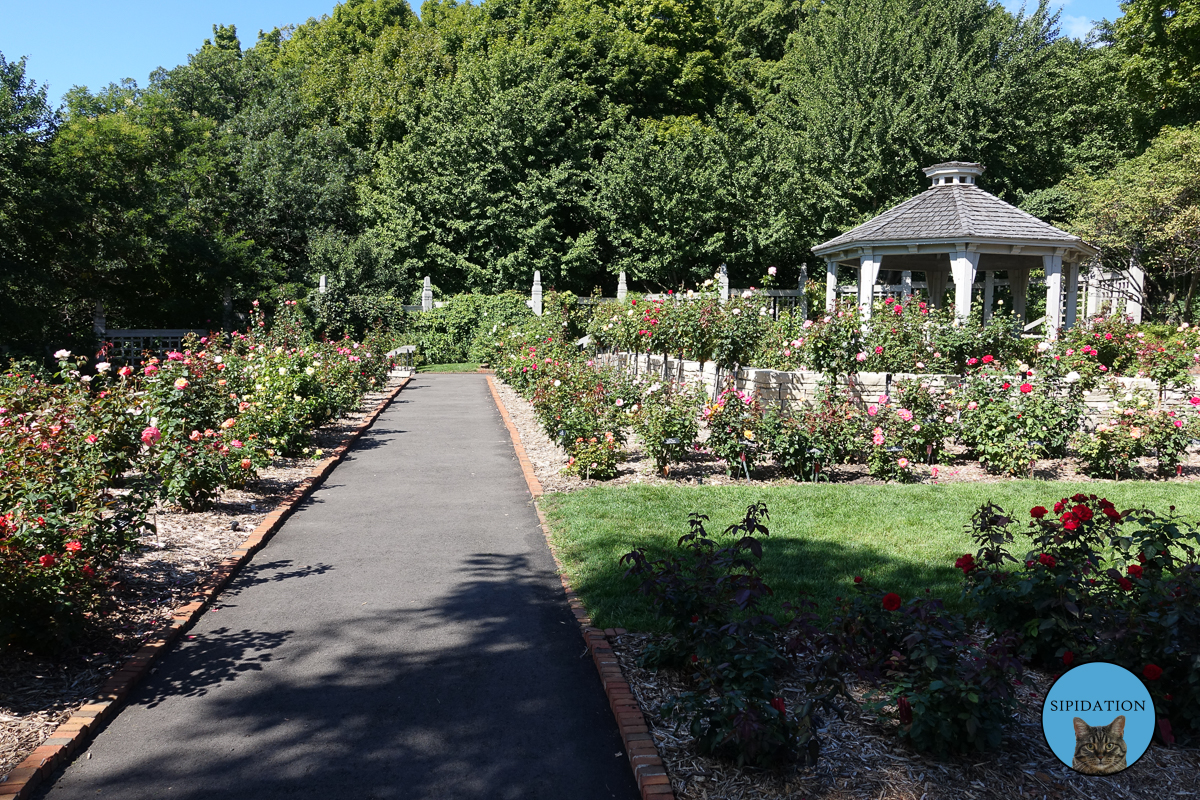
2,0,1197,352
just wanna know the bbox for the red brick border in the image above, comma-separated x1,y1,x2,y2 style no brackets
485,375,675,800
0,375,413,799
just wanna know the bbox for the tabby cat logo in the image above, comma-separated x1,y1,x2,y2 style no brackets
1041,661,1154,775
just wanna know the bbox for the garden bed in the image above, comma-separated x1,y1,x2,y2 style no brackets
0,372,407,778
491,378,1200,495
612,632,1200,800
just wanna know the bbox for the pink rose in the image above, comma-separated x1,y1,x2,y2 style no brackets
141,426,161,446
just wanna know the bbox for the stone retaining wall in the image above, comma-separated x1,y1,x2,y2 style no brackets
595,352,1200,418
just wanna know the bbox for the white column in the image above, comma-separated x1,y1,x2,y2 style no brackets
983,271,994,323
1064,261,1080,330
858,251,881,320
901,271,912,300
93,301,106,338
825,260,837,311
1010,269,1030,322
718,263,730,304
1043,253,1063,339
1085,266,1101,317
951,247,980,319
319,274,327,294
797,265,808,319
421,276,433,312
1125,259,1145,323
531,270,543,316
617,271,627,301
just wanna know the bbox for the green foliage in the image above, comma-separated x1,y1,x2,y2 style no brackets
963,495,1200,739
632,378,702,472
702,384,764,475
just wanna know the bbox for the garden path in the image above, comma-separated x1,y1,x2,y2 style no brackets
39,374,638,800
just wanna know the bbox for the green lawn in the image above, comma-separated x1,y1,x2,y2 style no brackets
416,362,481,373
541,482,1200,632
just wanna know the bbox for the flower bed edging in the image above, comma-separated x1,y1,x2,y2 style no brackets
485,374,675,800
0,374,413,800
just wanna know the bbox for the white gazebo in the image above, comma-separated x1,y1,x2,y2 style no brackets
812,162,1099,338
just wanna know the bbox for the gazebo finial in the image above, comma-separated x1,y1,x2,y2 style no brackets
922,161,984,187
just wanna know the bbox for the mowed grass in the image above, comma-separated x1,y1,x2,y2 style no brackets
416,362,481,373
541,482,1200,632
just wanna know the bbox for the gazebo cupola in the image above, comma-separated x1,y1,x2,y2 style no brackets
811,161,1098,338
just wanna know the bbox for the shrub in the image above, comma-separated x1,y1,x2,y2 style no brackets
632,379,702,474
563,432,624,480
702,385,764,476
961,495,1200,740
957,365,1083,474
621,503,839,767
825,581,1023,755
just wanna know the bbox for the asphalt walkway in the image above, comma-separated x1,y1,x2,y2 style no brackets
41,374,639,800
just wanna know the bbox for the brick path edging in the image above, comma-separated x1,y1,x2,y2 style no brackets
0,375,413,799
485,375,676,800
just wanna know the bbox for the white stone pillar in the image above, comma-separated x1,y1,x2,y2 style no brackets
422,276,433,312
718,263,730,304
983,271,994,323
797,265,808,319
319,274,327,294
901,270,912,300
825,260,837,311
1085,266,1101,317
1125,259,1145,323
617,271,627,301
951,248,980,319
93,301,106,338
1043,253,1063,338
1064,261,1080,330
531,270,543,316
858,251,881,320
1010,269,1030,322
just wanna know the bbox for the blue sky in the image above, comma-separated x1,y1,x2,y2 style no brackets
2,0,1125,108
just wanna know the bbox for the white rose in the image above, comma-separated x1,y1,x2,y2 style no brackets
95,362,111,372
54,349,71,359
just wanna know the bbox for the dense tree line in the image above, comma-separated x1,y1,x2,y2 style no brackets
2,0,1198,353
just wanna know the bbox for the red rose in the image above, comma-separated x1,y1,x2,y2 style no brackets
1063,651,1074,666
1030,506,1048,519
853,575,863,583
1127,564,1143,579
1063,517,1080,531
1071,493,1089,503
1118,578,1134,591
1102,507,1121,521
691,654,698,663
1039,553,1057,568
80,565,95,578
1002,382,1011,390
1019,383,1033,393
65,540,82,552
1073,505,1094,522
982,355,994,364
1137,552,1146,563
691,615,699,623
770,697,786,714
955,554,976,574
1053,501,1065,514
38,554,56,567
1026,560,1035,568
1143,663,1163,681
1098,498,1114,510
882,593,902,611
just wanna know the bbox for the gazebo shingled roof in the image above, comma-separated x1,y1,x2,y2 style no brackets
815,181,1091,251
811,162,1098,338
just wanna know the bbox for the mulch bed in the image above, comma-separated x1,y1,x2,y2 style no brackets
0,373,408,778
612,633,1200,800
491,376,1200,800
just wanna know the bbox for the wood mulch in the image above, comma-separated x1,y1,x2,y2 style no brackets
0,372,409,778
490,376,1200,799
612,633,1200,800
